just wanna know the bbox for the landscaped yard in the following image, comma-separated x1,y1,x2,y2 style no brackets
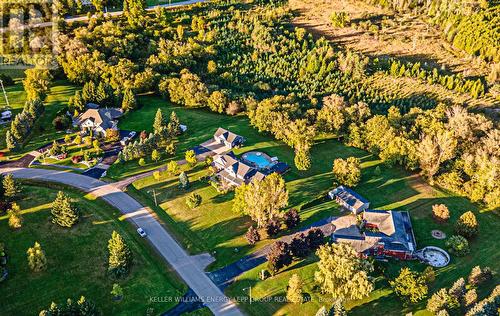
0,181,186,316
125,98,499,314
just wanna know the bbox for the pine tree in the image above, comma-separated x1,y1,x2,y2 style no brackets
121,89,137,112
3,173,20,200
153,109,165,135
179,171,189,189
27,242,47,272
6,130,18,150
151,149,160,162
51,191,79,228
167,111,181,136
108,231,132,277
286,274,304,303
332,299,347,316
8,202,23,229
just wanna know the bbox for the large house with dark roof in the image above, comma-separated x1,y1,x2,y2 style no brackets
331,209,417,260
213,152,266,186
328,186,370,214
213,127,245,149
74,107,123,137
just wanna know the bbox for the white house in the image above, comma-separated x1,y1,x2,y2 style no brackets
74,108,123,137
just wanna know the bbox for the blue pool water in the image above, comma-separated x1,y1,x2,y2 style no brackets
243,152,273,169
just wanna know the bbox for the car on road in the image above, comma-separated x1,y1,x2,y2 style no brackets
137,227,147,237
120,136,129,146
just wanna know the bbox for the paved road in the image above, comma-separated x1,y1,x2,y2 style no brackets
0,167,243,316
0,0,206,34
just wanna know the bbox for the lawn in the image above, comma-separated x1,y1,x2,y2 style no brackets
124,98,499,314
0,79,77,158
0,181,186,316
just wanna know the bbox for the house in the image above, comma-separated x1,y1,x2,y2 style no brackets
328,186,370,214
74,108,123,137
213,128,245,149
331,210,417,260
213,152,266,186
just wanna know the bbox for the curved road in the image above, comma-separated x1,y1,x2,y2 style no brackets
0,167,242,316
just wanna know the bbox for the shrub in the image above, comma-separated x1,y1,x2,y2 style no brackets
26,242,47,272
138,158,146,166
455,211,478,238
167,160,180,175
185,150,197,167
283,208,300,229
446,235,470,257
265,219,281,237
186,193,202,209
245,226,260,245
432,204,450,222
422,266,436,284
52,115,71,131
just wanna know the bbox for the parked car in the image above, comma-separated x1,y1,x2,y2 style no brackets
128,131,137,139
137,227,147,237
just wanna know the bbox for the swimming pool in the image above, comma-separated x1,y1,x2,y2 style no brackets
242,151,274,169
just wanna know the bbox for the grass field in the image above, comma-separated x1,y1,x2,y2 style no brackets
122,98,499,314
0,181,186,316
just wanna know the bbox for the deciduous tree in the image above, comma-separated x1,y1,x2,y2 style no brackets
286,274,304,304
390,267,428,303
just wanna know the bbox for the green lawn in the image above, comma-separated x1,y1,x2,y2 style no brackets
0,182,186,316
124,98,499,314
0,79,77,158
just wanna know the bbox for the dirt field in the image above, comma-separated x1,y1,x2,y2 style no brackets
289,0,491,77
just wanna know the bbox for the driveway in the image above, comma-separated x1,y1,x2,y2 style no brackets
0,167,243,316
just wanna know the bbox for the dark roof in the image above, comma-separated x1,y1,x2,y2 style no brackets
76,108,122,130
330,186,369,209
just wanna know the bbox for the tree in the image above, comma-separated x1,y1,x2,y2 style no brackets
468,266,491,286
427,288,457,313
283,208,300,229
208,90,229,113
167,111,181,136
315,243,373,300
151,149,161,162
3,174,20,201
267,241,292,275
286,274,304,304
8,202,23,229
185,150,197,167
106,129,120,142
305,228,325,250
418,131,456,180
39,296,99,315
446,235,470,257
332,157,361,187
422,266,436,284
290,234,309,258
167,160,179,175
432,204,450,222
121,88,137,112
153,109,166,135
449,277,466,303
138,158,146,166
123,0,145,27
6,130,18,150
455,211,479,238
186,193,202,209
315,306,330,316
232,173,288,227
51,191,79,228
23,68,52,101
265,219,281,237
390,267,428,303
108,231,133,277
27,242,47,272
162,69,209,108
464,289,478,308
245,226,260,245
179,171,189,189
111,283,124,299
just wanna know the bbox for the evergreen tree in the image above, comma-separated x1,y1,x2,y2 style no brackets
108,231,133,277
153,109,166,135
286,274,304,304
121,89,137,112
8,202,23,229
6,130,18,150
167,111,181,136
51,191,79,228
332,299,347,316
82,81,97,104
3,173,20,200
151,149,160,162
179,171,189,189
455,211,479,238
27,242,47,272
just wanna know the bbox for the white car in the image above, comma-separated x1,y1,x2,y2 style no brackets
137,227,147,237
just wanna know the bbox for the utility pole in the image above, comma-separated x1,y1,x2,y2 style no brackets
0,79,10,109
148,189,158,206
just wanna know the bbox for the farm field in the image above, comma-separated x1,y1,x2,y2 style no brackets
0,182,186,316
